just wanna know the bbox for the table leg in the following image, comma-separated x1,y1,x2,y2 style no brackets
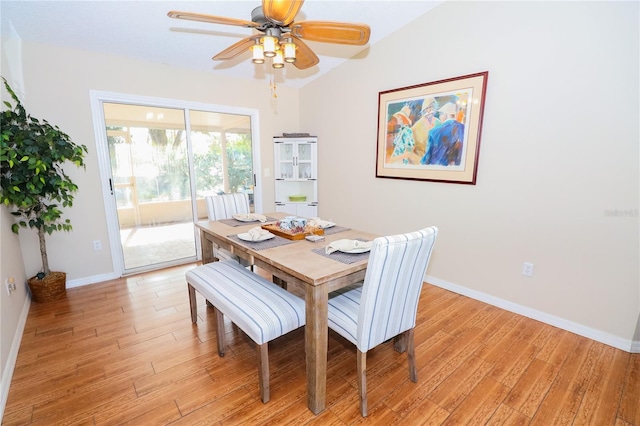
200,231,216,308
200,230,215,264
305,284,328,414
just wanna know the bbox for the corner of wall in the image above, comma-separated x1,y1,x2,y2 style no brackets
632,312,640,353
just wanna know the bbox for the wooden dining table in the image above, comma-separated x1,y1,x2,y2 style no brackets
195,212,378,414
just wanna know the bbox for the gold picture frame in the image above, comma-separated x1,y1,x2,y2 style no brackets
376,71,488,184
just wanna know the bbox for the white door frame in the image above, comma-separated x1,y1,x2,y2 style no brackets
89,90,262,276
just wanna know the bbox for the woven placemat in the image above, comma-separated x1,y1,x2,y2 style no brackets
323,225,350,236
228,234,294,250
218,216,279,227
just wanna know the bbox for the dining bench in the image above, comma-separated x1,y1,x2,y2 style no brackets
185,260,306,403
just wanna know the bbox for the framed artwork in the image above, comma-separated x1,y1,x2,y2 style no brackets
376,71,488,184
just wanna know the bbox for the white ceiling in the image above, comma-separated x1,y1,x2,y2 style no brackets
0,0,443,88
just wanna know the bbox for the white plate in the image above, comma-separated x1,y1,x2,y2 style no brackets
320,222,336,229
237,232,275,242
337,247,371,254
233,214,260,222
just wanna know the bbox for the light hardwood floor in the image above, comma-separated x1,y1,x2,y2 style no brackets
3,263,639,425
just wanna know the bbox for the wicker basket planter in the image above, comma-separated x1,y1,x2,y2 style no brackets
28,271,66,303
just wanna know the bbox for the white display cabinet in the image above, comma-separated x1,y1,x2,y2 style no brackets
274,136,318,217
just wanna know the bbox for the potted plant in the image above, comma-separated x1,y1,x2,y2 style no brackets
0,77,88,302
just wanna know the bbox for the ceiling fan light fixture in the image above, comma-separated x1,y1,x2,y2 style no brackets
283,38,296,63
262,34,278,58
272,50,285,69
251,40,265,64
169,3,368,72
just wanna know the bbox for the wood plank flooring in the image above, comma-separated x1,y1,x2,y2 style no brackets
3,263,639,425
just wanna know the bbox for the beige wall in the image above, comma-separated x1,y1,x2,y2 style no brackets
1,39,30,413
0,207,29,413
301,1,639,346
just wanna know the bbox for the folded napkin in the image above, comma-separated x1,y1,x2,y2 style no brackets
234,213,267,222
325,239,373,254
251,214,267,223
246,226,272,241
308,217,333,229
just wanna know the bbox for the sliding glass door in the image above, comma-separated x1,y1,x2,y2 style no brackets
104,104,194,271
189,110,255,221
93,94,260,276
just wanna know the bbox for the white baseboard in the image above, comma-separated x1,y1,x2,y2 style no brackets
426,275,638,354
0,295,31,423
66,272,120,289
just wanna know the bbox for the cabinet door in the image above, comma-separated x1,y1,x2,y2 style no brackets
275,203,297,215
297,203,318,218
295,141,316,179
275,142,295,179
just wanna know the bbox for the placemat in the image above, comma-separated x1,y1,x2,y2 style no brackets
218,216,278,227
323,225,350,235
312,244,370,264
228,234,294,250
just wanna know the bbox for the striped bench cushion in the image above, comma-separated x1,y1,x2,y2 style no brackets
328,284,362,344
186,261,305,345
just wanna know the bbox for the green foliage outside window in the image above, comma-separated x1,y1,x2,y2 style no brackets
107,126,253,205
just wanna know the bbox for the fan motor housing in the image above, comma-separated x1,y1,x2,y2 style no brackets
251,7,269,25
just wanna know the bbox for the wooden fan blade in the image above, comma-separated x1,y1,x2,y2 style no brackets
290,36,319,69
213,36,256,61
290,21,371,45
168,11,258,28
262,0,304,26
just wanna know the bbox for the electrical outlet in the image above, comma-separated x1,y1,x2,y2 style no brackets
93,240,102,251
5,277,16,295
522,262,534,277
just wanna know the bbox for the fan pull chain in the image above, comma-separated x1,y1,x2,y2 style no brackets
270,67,277,99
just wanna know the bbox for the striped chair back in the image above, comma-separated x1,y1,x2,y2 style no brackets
205,193,250,220
357,226,438,352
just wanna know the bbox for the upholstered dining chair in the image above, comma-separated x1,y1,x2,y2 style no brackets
204,193,252,268
327,226,438,416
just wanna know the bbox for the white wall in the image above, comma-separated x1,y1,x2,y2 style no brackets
300,1,639,348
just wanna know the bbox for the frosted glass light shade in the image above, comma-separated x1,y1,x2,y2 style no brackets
283,39,296,63
262,35,277,57
252,42,265,64
272,50,284,68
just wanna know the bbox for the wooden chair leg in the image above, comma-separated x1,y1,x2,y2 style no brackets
214,307,225,357
187,284,197,324
357,349,368,417
406,328,417,382
393,331,408,353
257,343,270,403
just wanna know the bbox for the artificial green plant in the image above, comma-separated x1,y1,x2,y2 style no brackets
0,77,88,278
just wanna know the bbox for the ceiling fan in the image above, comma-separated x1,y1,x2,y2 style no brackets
168,0,371,70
